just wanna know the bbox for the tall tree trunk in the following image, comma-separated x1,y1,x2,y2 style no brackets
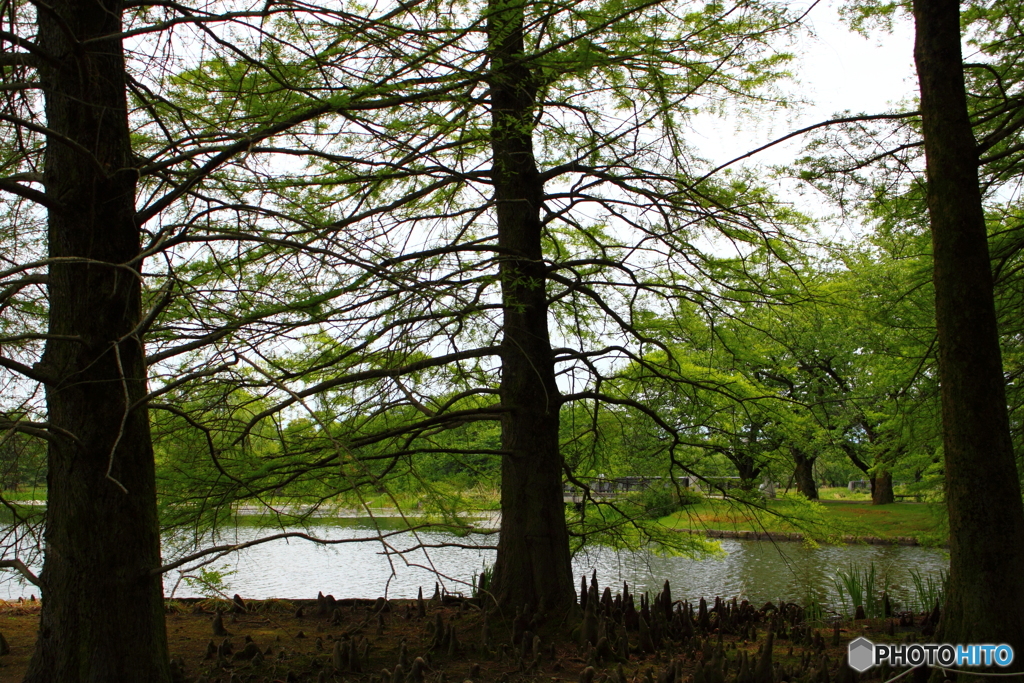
24,1,171,680
791,450,818,500
912,0,1024,658
870,471,894,505
486,0,575,612
731,422,762,489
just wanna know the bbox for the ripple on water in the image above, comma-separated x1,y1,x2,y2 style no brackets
1,520,948,611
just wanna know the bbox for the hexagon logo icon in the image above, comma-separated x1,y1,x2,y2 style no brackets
848,637,875,672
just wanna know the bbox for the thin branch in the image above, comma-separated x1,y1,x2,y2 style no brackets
0,30,58,65
690,111,922,186
0,81,40,92
105,343,130,495
238,346,499,432
379,541,499,554
0,256,141,282
130,355,239,411
0,334,80,344
0,274,48,305
153,526,438,576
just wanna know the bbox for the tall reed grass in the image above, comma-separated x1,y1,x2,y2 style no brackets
833,562,882,618
908,566,947,613
830,561,947,619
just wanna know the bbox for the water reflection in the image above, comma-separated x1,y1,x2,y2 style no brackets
1,518,947,612
574,538,947,611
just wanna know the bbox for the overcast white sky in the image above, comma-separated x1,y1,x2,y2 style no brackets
690,0,917,170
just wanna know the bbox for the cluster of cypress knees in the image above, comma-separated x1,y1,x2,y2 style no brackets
568,572,858,683
177,573,931,683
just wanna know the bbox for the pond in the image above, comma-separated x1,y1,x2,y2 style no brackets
1,516,948,615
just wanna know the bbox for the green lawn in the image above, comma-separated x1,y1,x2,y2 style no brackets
0,489,46,502
663,496,948,545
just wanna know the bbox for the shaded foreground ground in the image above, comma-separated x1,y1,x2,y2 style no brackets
0,582,940,683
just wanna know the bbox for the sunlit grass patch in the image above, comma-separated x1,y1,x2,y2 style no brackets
663,496,947,545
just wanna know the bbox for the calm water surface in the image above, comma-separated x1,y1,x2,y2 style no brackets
1,517,947,612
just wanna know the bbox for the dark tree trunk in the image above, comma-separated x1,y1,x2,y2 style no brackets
791,450,818,500
24,1,171,681
485,0,574,612
848,424,898,505
732,456,761,491
912,0,1024,658
870,471,894,505
729,422,762,490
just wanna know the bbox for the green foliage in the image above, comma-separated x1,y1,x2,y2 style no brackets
179,564,236,599
628,485,700,519
567,494,723,560
794,0,1024,504
633,486,679,519
0,429,46,492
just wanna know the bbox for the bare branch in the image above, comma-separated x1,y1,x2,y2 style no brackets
153,525,450,576
0,559,43,588
0,31,58,66
0,354,56,385
690,111,922,186
0,113,106,174
379,541,499,554
0,178,57,208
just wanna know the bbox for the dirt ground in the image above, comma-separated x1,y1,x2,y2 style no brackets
0,592,920,683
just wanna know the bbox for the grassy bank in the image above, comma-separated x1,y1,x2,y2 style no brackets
663,496,948,546
0,488,46,502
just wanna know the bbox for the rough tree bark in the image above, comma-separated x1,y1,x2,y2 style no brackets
485,0,575,612
870,471,894,506
23,0,172,680
912,0,1024,658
